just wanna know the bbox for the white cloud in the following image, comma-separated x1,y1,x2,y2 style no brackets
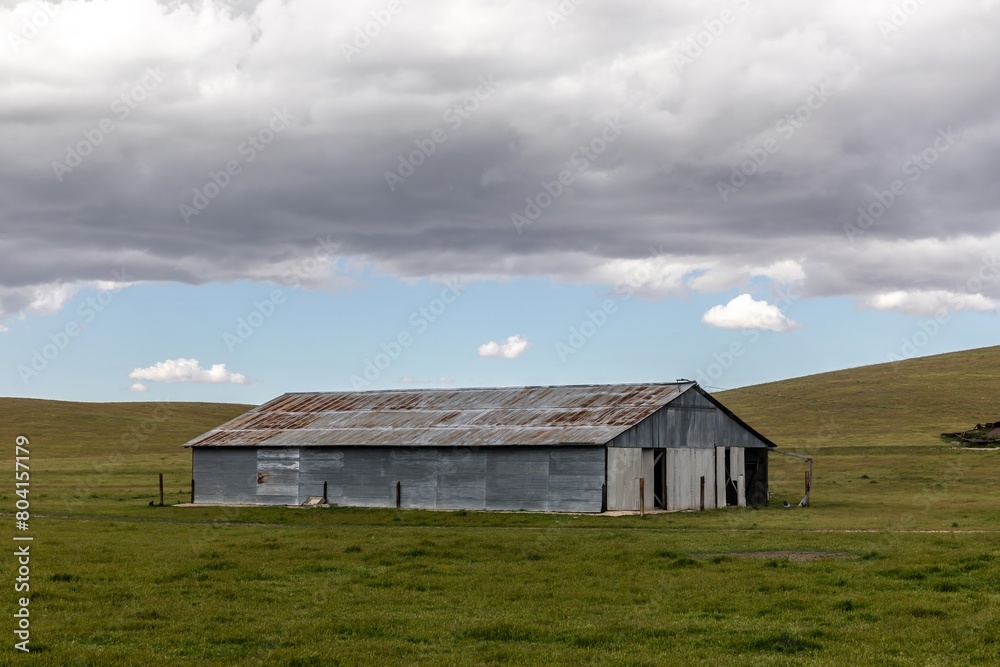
395,375,418,385
27,283,80,315
129,358,249,384
688,259,806,293
477,334,531,359
702,294,799,332
436,376,454,385
129,382,148,392
865,290,998,316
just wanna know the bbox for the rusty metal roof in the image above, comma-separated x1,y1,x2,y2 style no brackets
184,382,696,448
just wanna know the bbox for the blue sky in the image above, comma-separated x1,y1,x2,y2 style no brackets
4,272,996,404
1,1,998,403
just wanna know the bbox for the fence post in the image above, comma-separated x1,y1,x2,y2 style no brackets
159,473,164,506
395,481,401,509
190,478,195,504
639,478,645,517
699,476,705,511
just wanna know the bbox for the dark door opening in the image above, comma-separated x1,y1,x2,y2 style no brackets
724,447,738,506
653,449,666,509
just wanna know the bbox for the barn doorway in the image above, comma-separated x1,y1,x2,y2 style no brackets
721,446,745,507
652,449,666,509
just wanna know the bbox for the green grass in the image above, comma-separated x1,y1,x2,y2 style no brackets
3,346,1000,665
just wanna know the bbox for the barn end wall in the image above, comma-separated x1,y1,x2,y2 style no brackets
606,386,770,449
193,445,605,513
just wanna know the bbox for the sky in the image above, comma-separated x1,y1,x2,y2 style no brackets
1,0,998,404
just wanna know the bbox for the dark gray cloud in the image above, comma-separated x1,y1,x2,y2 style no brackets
1,0,999,324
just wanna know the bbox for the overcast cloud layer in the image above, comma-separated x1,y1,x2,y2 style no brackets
2,0,999,327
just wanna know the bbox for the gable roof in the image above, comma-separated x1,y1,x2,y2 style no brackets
184,382,696,448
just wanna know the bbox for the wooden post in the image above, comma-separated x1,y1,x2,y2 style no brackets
639,478,645,517
601,483,607,512
323,480,328,504
395,481,401,509
190,478,195,504
699,476,705,511
158,473,164,506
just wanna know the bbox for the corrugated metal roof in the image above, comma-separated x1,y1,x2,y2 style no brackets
185,383,696,448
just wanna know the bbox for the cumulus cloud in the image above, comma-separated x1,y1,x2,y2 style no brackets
436,376,454,385
395,375,418,385
865,290,998,317
702,294,799,332
477,334,531,359
129,382,148,392
129,358,249,384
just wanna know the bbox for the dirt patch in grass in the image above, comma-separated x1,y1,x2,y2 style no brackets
709,550,855,562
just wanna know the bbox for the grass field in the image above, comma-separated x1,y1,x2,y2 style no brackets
3,346,1000,665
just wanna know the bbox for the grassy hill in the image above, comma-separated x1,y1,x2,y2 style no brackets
0,397,251,458
719,345,1000,449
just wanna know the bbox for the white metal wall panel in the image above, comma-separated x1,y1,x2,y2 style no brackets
727,447,745,506
715,446,726,508
607,447,642,510
665,449,716,510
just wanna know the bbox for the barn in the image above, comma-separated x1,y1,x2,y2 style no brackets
184,382,775,512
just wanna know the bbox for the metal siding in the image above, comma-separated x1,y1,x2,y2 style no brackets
394,448,439,509
665,449,683,509
485,448,550,511
193,447,257,503
547,448,605,513
256,448,299,505
340,448,393,508
607,447,642,510
608,387,769,451
730,447,746,506
715,446,726,508
295,446,604,513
